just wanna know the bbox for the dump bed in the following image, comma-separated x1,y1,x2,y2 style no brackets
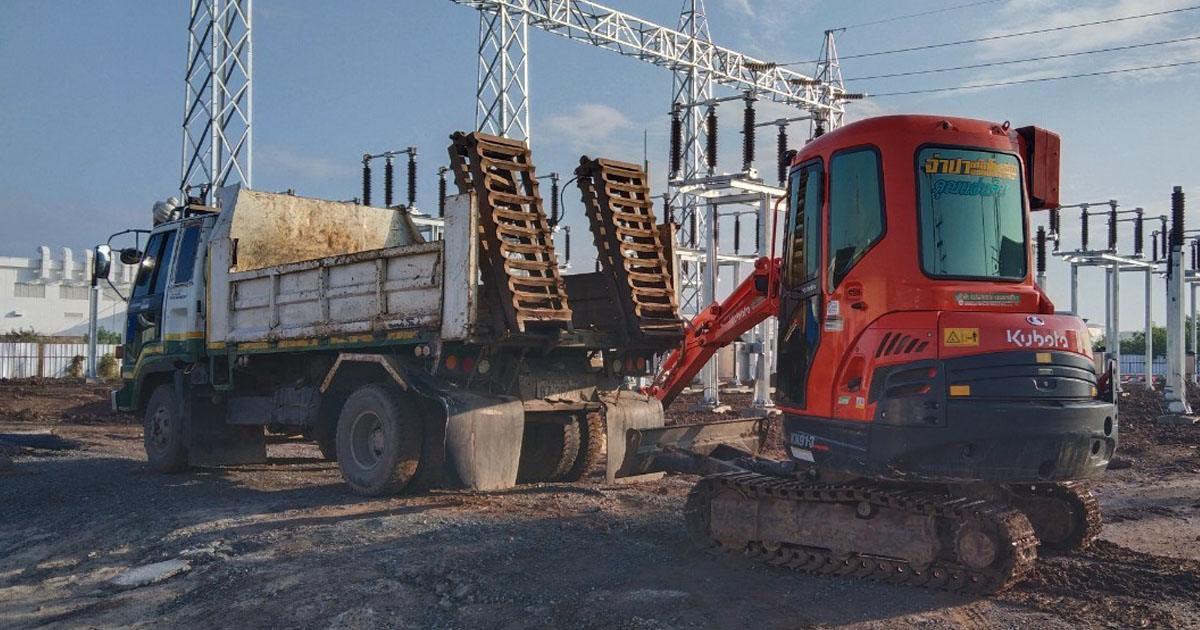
206,187,479,346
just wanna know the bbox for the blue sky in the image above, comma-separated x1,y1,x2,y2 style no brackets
2,0,1198,330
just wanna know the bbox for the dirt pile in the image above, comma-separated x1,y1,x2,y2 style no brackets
0,378,129,426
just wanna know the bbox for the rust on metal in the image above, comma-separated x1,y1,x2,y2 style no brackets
575,156,683,343
448,131,572,334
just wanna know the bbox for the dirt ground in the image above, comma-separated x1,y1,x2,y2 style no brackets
2,380,1200,630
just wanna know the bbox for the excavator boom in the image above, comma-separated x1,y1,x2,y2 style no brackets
646,256,780,407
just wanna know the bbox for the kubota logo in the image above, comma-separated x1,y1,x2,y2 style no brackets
1026,316,1045,326
1006,329,1067,348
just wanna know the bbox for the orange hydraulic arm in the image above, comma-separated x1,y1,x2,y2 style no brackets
646,256,781,408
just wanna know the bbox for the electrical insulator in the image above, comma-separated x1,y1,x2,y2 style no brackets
549,175,560,226
1035,226,1046,275
1172,186,1185,249
1107,204,1117,251
384,156,395,207
742,97,755,171
1161,217,1169,257
1153,232,1159,262
437,169,447,218
663,195,673,225
705,106,718,173
1049,207,1060,235
407,151,417,207
733,214,741,254
754,214,761,251
362,160,372,207
777,126,788,185
1080,209,1088,250
669,107,682,178
1134,211,1144,257
564,226,572,264
689,212,698,247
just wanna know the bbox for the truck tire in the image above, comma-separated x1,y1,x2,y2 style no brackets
517,419,580,483
143,384,189,473
559,411,605,482
335,383,423,496
316,435,337,462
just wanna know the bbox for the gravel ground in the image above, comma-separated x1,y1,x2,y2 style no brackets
1,380,1199,629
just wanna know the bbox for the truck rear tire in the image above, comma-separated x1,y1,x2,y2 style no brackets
335,383,423,496
517,419,580,483
143,384,189,473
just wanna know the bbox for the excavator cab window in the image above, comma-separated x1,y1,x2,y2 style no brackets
778,160,825,407
917,146,1027,280
828,146,885,290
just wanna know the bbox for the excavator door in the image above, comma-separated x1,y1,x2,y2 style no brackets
776,160,825,409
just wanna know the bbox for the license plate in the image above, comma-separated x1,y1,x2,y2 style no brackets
536,379,578,398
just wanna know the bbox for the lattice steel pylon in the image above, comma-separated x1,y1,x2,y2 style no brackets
476,4,530,140
181,0,253,203
671,0,714,317
812,29,846,134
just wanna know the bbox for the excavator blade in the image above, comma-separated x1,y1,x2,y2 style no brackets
614,417,767,479
447,131,572,334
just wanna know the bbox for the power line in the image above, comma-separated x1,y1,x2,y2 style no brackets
868,58,1200,97
847,35,1200,80
782,5,1200,65
838,0,1002,30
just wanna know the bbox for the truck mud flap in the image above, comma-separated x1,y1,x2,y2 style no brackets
613,417,766,479
186,394,266,467
601,392,666,484
406,373,524,491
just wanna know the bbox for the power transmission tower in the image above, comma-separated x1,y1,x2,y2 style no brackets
475,3,530,140
671,0,715,318
181,0,253,204
812,29,846,134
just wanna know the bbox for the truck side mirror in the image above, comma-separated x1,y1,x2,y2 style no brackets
119,247,143,266
93,245,112,280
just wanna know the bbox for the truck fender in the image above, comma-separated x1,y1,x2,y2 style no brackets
319,353,410,393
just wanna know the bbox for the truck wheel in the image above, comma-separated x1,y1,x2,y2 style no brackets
336,383,422,496
517,419,580,483
559,412,605,482
316,435,337,462
143,384,188,473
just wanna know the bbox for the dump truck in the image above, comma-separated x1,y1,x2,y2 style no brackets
104,132,691,494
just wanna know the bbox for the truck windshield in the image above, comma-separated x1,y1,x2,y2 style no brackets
917,147,1026,280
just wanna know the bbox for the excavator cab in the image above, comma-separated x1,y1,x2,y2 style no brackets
775,115,1115,484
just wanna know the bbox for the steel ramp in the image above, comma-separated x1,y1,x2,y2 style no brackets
448,131,572,334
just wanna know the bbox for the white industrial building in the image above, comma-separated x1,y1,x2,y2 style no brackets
1,247,135,337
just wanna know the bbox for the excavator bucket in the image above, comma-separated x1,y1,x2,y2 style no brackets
575,157,684,345
447,131,572,334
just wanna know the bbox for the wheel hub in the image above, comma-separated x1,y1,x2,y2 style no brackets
151,407,170,449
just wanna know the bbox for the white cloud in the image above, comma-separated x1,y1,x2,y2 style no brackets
543,103,637,154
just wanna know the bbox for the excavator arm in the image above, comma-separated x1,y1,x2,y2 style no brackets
646,256,781,408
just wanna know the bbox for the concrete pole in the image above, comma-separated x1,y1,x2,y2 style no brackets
1113,262,1121,391
701,198,720,408
86,283,99,381
1191,283,1197,385
1105,266,1113,366
1145,268,1154,387
1070,263,1079,314
752,193,774,410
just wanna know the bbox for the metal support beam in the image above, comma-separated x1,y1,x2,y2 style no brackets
475,3,529,140
1145,268,1154,387
181,0,253,202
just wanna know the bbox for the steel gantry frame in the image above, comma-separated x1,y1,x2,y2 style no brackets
181,0,253,203
475,4,530,140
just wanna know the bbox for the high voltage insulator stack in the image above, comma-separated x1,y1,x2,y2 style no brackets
705,106,718,173
361,147,418,208
742,96,755,172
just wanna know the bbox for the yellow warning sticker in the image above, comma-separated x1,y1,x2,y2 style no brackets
943,328,980,347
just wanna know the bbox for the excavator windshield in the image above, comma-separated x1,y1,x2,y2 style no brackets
917,147,1026,281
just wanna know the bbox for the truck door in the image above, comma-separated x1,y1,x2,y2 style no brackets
776,160,824,408
125,228,177,366
162,219,208,355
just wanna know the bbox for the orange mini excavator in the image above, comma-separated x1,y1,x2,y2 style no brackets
635,115,1117,593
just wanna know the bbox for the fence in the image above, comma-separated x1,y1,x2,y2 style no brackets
1119,355,1167,379
0,342,118,379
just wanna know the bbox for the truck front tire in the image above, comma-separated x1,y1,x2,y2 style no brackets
335,383,423,496
143,384,189,473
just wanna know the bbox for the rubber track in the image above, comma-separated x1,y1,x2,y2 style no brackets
1014,481,1102,552
685,472,1039,594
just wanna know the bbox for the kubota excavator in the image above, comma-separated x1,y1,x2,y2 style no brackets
632,114,1117,593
